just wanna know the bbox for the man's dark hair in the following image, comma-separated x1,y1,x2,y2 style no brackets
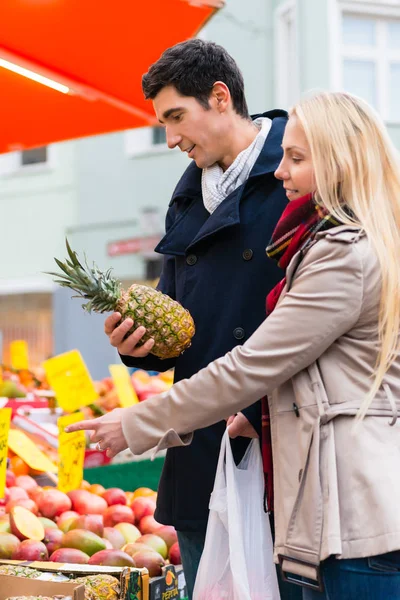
142,39,249,119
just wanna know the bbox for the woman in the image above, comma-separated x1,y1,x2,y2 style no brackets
68,92,400,599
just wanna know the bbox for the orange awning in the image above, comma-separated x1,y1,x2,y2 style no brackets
0,0,222,154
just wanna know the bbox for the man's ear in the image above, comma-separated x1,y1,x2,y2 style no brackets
211,81,230,112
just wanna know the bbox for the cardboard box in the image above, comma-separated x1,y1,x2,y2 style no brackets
0,561,149,600
149,565,188,600
0,573,85,600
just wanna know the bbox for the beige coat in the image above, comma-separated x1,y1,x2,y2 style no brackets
121,226,400,581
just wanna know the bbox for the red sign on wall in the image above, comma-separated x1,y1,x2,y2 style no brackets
107,235,161,257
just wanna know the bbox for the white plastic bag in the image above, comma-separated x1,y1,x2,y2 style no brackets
193,430,280,600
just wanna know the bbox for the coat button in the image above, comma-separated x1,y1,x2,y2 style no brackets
242,249,253,261
233,327,245,340
186,254,197,266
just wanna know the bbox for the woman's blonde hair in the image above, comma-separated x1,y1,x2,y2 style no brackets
291,91,400,419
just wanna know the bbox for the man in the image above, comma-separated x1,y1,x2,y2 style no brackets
104,40,299,599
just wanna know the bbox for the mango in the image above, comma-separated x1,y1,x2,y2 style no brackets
61,529,106,556
0,532,20,558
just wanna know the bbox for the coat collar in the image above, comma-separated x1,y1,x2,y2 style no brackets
157,109,288,256
168,109,288,207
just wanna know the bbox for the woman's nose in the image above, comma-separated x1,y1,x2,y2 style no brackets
274,160,288,181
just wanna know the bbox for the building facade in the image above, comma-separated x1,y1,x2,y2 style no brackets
0,0,399,377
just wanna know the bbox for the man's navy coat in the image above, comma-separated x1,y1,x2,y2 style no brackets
122,109,288,531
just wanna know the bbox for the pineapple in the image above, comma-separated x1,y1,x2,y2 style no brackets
0,565,41,578
5,597,65,600
73,575,120,600
48,240,195,360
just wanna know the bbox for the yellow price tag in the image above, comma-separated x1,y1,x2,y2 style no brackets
8,429,57,473
58,412,86,493
10,340,29,370
109,364,139,408
0,408,11,499
0,366,3,386
43,350,98,412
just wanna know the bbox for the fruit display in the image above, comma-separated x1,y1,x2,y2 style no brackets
48,240,195,359
0,476,181,579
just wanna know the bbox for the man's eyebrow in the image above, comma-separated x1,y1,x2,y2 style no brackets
159,107,186,123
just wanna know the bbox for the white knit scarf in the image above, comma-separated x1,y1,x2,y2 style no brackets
201,117,272,214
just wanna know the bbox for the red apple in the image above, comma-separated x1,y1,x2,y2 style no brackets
131,497,156,523
139,515,162,535
102,488,127,506
169,541,181,565
103,505,135,527
38,490,72,519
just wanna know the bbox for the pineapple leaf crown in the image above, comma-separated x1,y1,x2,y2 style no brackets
46,239,122,313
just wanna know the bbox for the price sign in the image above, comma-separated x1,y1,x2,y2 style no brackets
43,350,98,412
8,429,57,473
109,364,139,408
10,340,29,370
0,408,11,498
58,412,86,493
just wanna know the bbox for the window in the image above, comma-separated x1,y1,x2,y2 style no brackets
125,126,168,157
0,145,50,176
21,146,47,166
275,0,299,109
338,7,400,122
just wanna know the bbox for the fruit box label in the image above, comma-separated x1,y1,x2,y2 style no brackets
149,566,188,600
58,412,86,493
43,350,98,412
0,408,11,498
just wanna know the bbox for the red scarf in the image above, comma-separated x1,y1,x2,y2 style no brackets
261,193,341,512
